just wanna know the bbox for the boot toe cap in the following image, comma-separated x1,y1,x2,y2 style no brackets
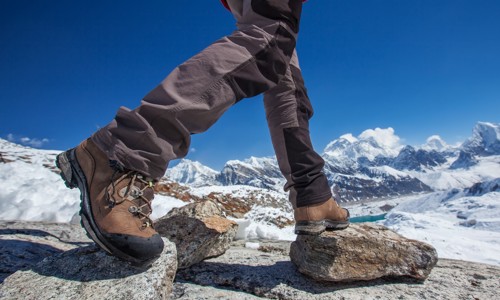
103,232,165,265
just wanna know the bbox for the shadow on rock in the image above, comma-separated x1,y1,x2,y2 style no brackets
0,239,64,283
30,245,149,282
176,260,423,298
1,238,178,299
0,228,91,246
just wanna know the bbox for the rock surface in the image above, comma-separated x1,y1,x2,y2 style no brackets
0,236,177,300
155,200,238,269
2,220,499,300
177,245,499,300
0,239,177,299
290,223,438,282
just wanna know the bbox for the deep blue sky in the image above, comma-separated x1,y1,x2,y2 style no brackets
1,0,499,169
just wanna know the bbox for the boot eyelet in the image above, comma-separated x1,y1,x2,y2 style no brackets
129,206,140,214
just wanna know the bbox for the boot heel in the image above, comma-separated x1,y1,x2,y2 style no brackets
56,150,78,189
294,220,326,235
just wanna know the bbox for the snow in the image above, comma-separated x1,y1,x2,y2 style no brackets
324,127,403,161
165,159,219,187
421,135,452,152
0,161,80,222
150,195,188,220
368,165,410,179
231,218,296,241
381,190,500,266
409,155,500,190
245,242,260,249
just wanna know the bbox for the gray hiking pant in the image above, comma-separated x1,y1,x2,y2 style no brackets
92,0,332,208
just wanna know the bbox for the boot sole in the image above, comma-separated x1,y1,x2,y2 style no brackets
294,220,350,235
56,149,157,267
294,208,350,235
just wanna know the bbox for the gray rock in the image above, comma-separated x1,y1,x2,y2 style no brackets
0,238,177,300
290,223,438,282
2,221,499,299
155,200,238,269
177,245,500,300
0,221,92,283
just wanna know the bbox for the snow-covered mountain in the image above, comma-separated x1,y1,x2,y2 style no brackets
166,159,219,187
2,121,499,205
164,122,500,202
217,157,284,191
461,122,500,156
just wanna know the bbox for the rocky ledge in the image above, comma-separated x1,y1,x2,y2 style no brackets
1,221,499,299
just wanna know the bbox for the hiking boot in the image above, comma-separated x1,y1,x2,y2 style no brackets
56,139,164,267
294,198,350,235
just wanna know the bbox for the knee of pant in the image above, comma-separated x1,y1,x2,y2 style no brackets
250,0,303,34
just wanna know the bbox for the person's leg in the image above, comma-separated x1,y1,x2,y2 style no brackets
264,51,331,208
91,0,303,180
263,51,349,234
58,0,306,265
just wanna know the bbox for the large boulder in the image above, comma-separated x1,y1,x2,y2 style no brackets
155,200,238,269
0,238,177,300
290,223,438,282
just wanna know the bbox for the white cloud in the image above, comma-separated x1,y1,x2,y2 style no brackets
190,147,197,153
358,127,401,150
5,134,50,148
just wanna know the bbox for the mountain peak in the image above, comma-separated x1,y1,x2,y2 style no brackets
421,135,450,152
461,122,500,156
324,127,403,161
165,159,218,186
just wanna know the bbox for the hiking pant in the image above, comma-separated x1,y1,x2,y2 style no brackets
92,0,332,208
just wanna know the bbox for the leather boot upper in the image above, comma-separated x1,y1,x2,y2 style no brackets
294,197,349,223
75,139,158,238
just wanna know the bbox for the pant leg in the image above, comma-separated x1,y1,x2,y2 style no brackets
264,51,332,208
91,0,304,179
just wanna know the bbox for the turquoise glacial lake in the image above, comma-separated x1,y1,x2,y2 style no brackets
350,213,387,223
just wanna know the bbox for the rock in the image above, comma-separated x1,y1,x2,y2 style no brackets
155,200,238,269
177,244,499,300
0,221,92,283
2,221,499,299
0,238,177,300
289,223,438,282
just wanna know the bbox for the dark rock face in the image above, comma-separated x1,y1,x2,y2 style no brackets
155,201,238,269
465,178,500,196
217,159,283,190
391,146,447,171
289,223,438,282
450,151,478,169
331,173,432,203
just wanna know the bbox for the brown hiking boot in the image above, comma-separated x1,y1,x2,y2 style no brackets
56,139,164,266
294,198,350,235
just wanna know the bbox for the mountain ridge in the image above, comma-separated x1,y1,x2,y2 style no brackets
166,122,500,201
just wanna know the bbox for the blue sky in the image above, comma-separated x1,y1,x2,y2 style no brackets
1,0,499,169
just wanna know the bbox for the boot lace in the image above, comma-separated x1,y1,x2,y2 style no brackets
107,169,156,230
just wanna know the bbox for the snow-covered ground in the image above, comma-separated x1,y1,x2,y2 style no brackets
409,155,500,190
381,187,500,266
